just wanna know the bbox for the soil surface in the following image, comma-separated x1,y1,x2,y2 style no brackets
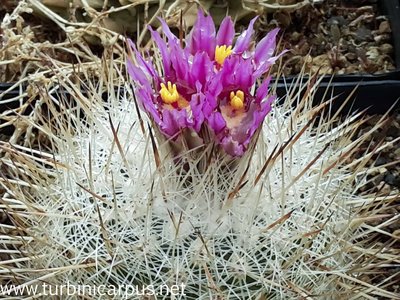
257,0,396,76
1,0,397,80
354,113,400,195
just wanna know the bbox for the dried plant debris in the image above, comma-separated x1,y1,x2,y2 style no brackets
4,0,395,84
0,3,68,82
258,0,396,75
0,2,122,147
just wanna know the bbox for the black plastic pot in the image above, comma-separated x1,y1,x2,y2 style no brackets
275,0,400,115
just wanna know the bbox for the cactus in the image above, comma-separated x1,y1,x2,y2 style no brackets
1,45,399,300
0,2,398,299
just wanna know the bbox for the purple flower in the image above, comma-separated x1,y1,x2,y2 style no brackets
189,11,285,156
126,10,285,156
126,29,215,137
207,73,275,156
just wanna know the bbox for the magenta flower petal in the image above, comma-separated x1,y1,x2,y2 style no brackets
207,72,223,98
190,51,213,87
188,10,216,59
216,16,235,46
202,83,221,116
149,27,172,77
127,39,159,83
219,56,237,87
208,112,226,135
169,43,189,84
126,59,151,90
136,87,161,124
190,91,206,132
161,109,191,137
246,97,275,143
233,16,258,54
220,56,254,93
221,136,245,157
235,58,254,91
255,76,272,103
158,18,180,45
254,28,280,64
254,50,289,78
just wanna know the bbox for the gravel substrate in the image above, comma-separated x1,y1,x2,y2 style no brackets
257,0,396,76
354,112,400,195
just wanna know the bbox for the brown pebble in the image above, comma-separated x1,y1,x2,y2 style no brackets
394,148,400,159
379,43,393,54
291,31,302,43
345,65,358,73
379,20,391,34
366,47,379,60
273,11,291,28
345,52,357,61
374,34,391,43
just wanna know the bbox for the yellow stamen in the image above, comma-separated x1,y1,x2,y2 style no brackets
230,90,245,110
160,81,180,104
215,45,233,65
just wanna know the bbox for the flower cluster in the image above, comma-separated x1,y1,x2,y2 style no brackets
127,10,285,156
